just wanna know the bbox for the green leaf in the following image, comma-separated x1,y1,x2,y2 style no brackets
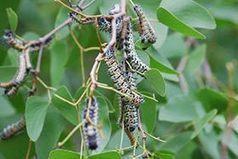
0,66,17,83
159,95,200,123
48,149,84,159
141,97,157,133
185,44,206,73
157,0,216,39
145,47,178,75
52,86,78,125
89,151,121,159
144,69,166,96
55,8,70,40
159,33,186,58
191,109,217,138
198,130,220,159
210,6,238,25
0,96,15,117
25,96,49,141
154,151,175,159
159,131,193,153
35,108,66,159
196,88,228,113
50,41,68,86
6,8,18,31
0,131,33,159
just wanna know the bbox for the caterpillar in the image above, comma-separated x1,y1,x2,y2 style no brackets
121,101,138,132
103,45,144,106
97,4,122,35
0,53,29,95
133,4,157,47
12,53,28,86
124,19,150,74
1,30,51,52
82,96,99,150
0,117,25,140
2,30,25,51
125,128,137,146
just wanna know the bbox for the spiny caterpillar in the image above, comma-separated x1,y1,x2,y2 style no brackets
82,96,99,150
103,45,144,106
124,19,150,74
97,4,122,36
0,117,25,140
133,4,157,48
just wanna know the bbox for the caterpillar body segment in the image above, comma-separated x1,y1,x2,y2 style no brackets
0,52,30,96
83,96,99,150
133,4,157,48
123,19,150,74
103,45,144,106
0,117,25,140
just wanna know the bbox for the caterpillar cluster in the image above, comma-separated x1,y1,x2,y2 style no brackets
82,96,99,150
0,52,30,96
100,3,157,145
103,45,144,106
133,4,157,48
0,117,25,140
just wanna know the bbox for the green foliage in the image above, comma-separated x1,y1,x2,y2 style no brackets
0,0,238,159
6,8,18,32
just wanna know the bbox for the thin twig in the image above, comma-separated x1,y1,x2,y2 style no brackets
58,122,84,147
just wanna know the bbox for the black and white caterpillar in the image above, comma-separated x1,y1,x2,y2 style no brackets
0,52,31,96
123,19,150,74
103,45,144,106
82,96,99,150
133,4,157,47
0,117,25,140
97,4,123,38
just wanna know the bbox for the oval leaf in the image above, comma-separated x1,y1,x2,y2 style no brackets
191,109,217,138
52,86,78,125
48,149,83,159
144,68,166,96
25,96,49,141
157,0,216,39
89,151,121,159
6,8,18,31
36,108,66,159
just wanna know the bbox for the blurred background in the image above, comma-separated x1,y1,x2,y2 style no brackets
0,0,238,159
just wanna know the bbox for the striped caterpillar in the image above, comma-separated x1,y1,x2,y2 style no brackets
133,4,157,47
0,117,25,140
82,96,99,150
119,57,139,145
103,45,144,106
123,19,150,74
0,51,31,96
